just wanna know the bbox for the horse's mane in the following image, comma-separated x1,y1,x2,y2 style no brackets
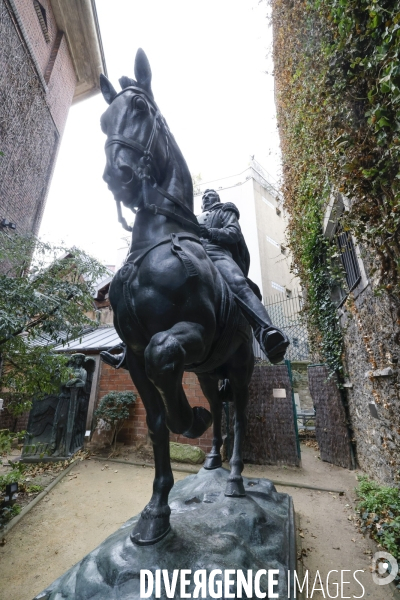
119,76,194,212
119,76,153,98
166,131,194,212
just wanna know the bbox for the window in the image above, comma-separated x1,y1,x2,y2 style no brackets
323,192,366,306
266,235,280,248
34,1,50,42
335,222,361,292
330,221,362,306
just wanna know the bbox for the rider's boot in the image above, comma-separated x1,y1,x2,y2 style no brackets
235,288,290,364
100,343,128,369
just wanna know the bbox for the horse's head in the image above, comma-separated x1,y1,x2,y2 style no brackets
100,49,170,211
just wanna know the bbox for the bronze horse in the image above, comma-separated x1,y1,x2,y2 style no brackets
100,49,276,545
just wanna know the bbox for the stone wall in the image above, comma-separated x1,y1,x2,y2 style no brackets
339,255,400,485
290,361,313,410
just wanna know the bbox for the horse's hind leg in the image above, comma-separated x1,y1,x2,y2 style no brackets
125,350,173,545
144,322,212,438
225,385,247,497
225,345,254,497
197,374,224,470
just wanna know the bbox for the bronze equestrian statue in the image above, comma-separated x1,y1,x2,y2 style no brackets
99,48,289,546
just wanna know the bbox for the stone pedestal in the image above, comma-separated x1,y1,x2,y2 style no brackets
33,468,296,599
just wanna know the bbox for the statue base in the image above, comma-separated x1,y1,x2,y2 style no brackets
21,454,79,463
33,468,296,599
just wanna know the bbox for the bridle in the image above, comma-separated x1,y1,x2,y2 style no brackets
105,86,200,236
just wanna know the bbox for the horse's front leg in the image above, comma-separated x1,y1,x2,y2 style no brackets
126,350,173,545
144,322,213,438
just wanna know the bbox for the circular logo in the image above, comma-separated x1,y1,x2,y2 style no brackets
372,551,398,586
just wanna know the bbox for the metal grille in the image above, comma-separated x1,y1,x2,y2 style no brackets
335,223,361,292
253,290,310,361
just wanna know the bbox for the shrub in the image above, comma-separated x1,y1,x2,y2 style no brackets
356,475,400,560
0,430,13,456
0,429,26,457
94,391,136,453
27,484,43,494
0,468,25,493
0,504,21,527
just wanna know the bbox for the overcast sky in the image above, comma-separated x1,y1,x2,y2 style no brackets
39,0,280,266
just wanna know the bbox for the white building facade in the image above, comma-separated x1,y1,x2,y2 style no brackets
195,160,299,302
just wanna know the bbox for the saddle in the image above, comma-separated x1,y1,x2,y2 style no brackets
112,232,251,375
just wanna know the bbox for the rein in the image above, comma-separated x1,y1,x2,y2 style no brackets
105,87,200,236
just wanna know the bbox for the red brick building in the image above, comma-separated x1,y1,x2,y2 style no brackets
56,326,215,454
0,0,106,235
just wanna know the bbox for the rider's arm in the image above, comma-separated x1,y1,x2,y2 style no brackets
207,210,242,245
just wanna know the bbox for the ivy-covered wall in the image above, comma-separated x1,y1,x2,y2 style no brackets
271,0,400,485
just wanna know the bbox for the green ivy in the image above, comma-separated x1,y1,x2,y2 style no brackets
271,0,400,372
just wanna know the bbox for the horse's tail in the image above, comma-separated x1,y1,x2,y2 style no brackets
218,378,233,402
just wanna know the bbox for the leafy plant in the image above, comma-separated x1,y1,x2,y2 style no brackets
0,430,13,455
0,468,25,493
94,391,136,453
0,231,107,414
0,429,27,457
26,484,43,494
0,503,21,527
356,475,400,560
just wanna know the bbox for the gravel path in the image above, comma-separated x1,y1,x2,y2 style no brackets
0,445,395,599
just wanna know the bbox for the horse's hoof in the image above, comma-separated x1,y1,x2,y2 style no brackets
204,452,222,470
225,477,246,497
183,406,212,439
131,524,171,546
130,505,171,546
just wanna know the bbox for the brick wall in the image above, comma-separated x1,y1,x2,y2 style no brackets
0,400,29,431
0,0,76,237
46,34,76,134
96,362,214,453
13,0,58,74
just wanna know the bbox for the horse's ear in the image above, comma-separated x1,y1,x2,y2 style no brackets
100,74,117,105
134,48,153,98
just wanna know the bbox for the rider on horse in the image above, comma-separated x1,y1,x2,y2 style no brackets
198,189,289,364
101,189,289,369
